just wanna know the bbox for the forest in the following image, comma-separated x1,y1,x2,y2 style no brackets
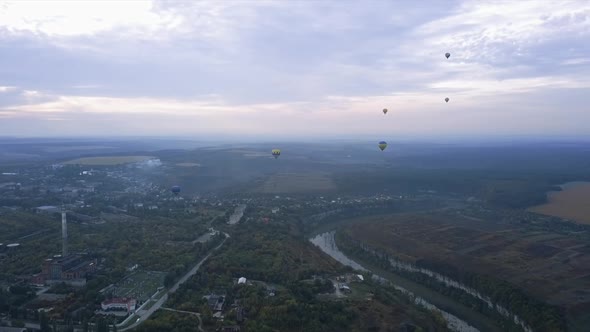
139,220,450,332
335,230,567,332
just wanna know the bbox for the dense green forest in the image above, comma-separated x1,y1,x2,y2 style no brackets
334,167,590,209
335,231,567,332
150,221,450,332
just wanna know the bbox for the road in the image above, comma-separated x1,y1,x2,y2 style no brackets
119,232,229,331
329,279,345,298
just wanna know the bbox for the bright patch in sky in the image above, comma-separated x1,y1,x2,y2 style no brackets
0,0,589,138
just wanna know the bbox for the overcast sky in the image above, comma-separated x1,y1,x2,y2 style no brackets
0,0,589,139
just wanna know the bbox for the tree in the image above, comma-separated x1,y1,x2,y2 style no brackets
97,317,108,332
200,303,213,325
11,320,25,328
164,272,176,288
40,312,51,332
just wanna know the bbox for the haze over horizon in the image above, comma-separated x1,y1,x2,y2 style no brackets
1,0,589,138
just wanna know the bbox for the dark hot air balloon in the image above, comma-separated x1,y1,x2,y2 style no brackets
171,185,181,195
378,141,388,151
445,52,450,59
383,108,388,115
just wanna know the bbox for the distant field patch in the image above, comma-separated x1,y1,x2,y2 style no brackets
255,172,336,193
64,156,154,165
44,145,114,153
228,149,269,158
529,182,590,224
176,162,201,167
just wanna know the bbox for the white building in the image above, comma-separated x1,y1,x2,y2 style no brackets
36,205,60,214
238,277,247,284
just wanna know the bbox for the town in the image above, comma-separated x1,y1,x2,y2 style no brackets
0,158,452,331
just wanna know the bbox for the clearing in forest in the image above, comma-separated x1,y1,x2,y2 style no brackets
528,182,590,224
64,156,155,165
255,172,336,193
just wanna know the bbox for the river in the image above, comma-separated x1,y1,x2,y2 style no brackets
311,231,480,332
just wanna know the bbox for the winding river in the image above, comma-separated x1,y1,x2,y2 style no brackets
311,231,480,332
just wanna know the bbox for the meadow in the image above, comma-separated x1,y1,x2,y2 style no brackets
254,172,337,193
64,156,155,165
529,182,590,224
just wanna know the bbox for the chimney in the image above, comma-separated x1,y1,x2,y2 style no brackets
61,208,68,256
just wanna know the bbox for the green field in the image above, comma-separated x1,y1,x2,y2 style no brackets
64,155,155,165
175,162,201,167
254,172,336,193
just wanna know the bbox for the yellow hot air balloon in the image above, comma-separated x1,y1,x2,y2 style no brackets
383,108,388,115
378,141,387,151
272,149,281,159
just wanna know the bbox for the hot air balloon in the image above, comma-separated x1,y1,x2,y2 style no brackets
445,97,449,103
445,52,450,59
171,185,181,195
378,141,387,151
383,108,388,115
272,149,281,159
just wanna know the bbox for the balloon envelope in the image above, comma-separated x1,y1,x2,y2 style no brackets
171,186,181,195
445,97,449,103
378,141,387,151
445,52,450,59
272,149,281,159
383,108,388,114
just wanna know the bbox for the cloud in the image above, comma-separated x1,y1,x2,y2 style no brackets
0,86,17,92
22,90,41,97
561,58,590,66
0,1,589,137
414,1,590,62
428,76,590,97
71,84,101,89
0,0,177,38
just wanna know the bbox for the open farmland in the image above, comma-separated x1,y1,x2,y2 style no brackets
529,182,590,224
175,162,201,167
341,212,590,321
228,149,270,158
254,172,336,193
43,145,115,153
64,155,155,165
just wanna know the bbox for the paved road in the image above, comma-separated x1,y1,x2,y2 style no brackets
24,322,41,330
120,232,229,331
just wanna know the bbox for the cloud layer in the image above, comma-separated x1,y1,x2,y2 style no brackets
1,0,589,138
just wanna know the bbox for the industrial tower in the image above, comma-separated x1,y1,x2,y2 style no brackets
61,207,68,257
